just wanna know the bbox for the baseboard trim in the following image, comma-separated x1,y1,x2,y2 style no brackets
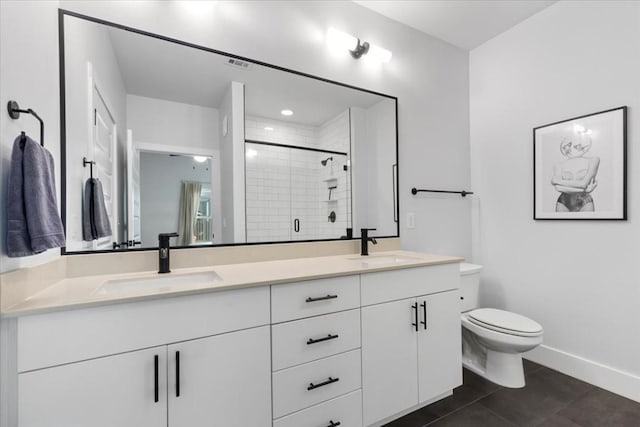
526,344,640,403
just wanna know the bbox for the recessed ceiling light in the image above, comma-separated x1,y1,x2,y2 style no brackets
281,109,293,116
264,126,274,131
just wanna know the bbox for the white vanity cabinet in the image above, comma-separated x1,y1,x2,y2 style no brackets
8,258,463,427
360,264,462,426
15,287,272,427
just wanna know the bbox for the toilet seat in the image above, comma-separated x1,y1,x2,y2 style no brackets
467,308,543,337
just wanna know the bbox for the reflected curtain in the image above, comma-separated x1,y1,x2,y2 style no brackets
177,181,202,246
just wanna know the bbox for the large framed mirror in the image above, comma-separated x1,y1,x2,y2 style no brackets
60,10,399,253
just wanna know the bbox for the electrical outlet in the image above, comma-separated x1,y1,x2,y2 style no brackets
407,213,416,229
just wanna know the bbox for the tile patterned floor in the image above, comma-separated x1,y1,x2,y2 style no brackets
383,360,640,427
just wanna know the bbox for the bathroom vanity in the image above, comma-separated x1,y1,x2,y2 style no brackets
1,251,462,427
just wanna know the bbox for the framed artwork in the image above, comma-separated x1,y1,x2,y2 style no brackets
534,106,627,220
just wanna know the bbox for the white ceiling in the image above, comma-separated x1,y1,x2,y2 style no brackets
353,0,557,50
106,26,383,126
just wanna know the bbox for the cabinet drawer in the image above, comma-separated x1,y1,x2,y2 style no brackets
17,286,270,372
361,264,459,306
272,349,361,418
272,275,360,323
274,389,362,427
272,309,361,371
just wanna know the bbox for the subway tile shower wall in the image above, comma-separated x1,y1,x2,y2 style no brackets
245,111,351,242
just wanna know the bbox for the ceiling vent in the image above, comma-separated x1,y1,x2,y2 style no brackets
225,58,252,70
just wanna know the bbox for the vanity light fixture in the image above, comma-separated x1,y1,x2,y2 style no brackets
326,27,392,63
281,109,293,116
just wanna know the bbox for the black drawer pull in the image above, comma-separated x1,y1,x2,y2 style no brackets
175,351,180,397
411,302,418,331
307,376,339,391
154,355,159,403
326,421,341,427
420,301,427,330
307,334,339,345
306,294,338,303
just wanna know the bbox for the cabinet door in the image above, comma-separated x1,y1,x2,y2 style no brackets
18,346,167,427
362,298,419,426
417,290,463,403
168,326,271,427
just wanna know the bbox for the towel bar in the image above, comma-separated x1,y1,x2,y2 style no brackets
7,100,44,147
411,188,474,197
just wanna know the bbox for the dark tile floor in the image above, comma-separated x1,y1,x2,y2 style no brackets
383,360,640,427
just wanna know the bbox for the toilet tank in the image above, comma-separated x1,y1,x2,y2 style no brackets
459,263,483,312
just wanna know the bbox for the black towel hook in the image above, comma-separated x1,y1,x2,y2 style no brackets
7,100,44,147
83,157,96,179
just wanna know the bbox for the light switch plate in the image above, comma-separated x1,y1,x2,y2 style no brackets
407,213,416,229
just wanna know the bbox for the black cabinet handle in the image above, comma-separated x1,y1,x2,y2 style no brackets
154,355,159,403
175,351,180,397
411,302,418,331
420,301,427,330
294,218,300,232
307,334,339,345
306,294,338,303
307,376,339,391
326,421,341,427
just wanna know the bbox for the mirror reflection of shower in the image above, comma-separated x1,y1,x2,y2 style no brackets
321,156,334,174
321,156,333,166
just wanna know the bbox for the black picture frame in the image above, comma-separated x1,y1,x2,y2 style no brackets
533,106,627,220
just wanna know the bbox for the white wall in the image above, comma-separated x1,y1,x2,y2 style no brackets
0,1,61,273
59,0,471,258
470,1,640,401
126,94,220,152
218,82,246,244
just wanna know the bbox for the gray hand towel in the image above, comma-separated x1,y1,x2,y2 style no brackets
6,134,65,257
82,177,112,241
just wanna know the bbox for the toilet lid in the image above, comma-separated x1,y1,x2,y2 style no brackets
467,308,543,336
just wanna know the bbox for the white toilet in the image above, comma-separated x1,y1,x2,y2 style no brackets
459,263,543,388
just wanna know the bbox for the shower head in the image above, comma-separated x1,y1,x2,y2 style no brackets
321,157,333,166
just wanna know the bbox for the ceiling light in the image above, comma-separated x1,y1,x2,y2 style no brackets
281,109,293,116
326,27,392,63
264,126,274,131
246,149,258,159
193,156,208,163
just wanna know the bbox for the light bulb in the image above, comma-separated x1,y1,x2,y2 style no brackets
368,43,392,63
327,27,358,53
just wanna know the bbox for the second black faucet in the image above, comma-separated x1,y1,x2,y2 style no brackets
360,228,377,256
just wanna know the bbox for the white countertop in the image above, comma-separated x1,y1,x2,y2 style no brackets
1,250,462,317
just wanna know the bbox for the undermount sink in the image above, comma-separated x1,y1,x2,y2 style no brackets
94,271,222,296
349,254,422,267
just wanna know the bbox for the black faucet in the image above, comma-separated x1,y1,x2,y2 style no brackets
158,232,179,274
360,228,377,256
